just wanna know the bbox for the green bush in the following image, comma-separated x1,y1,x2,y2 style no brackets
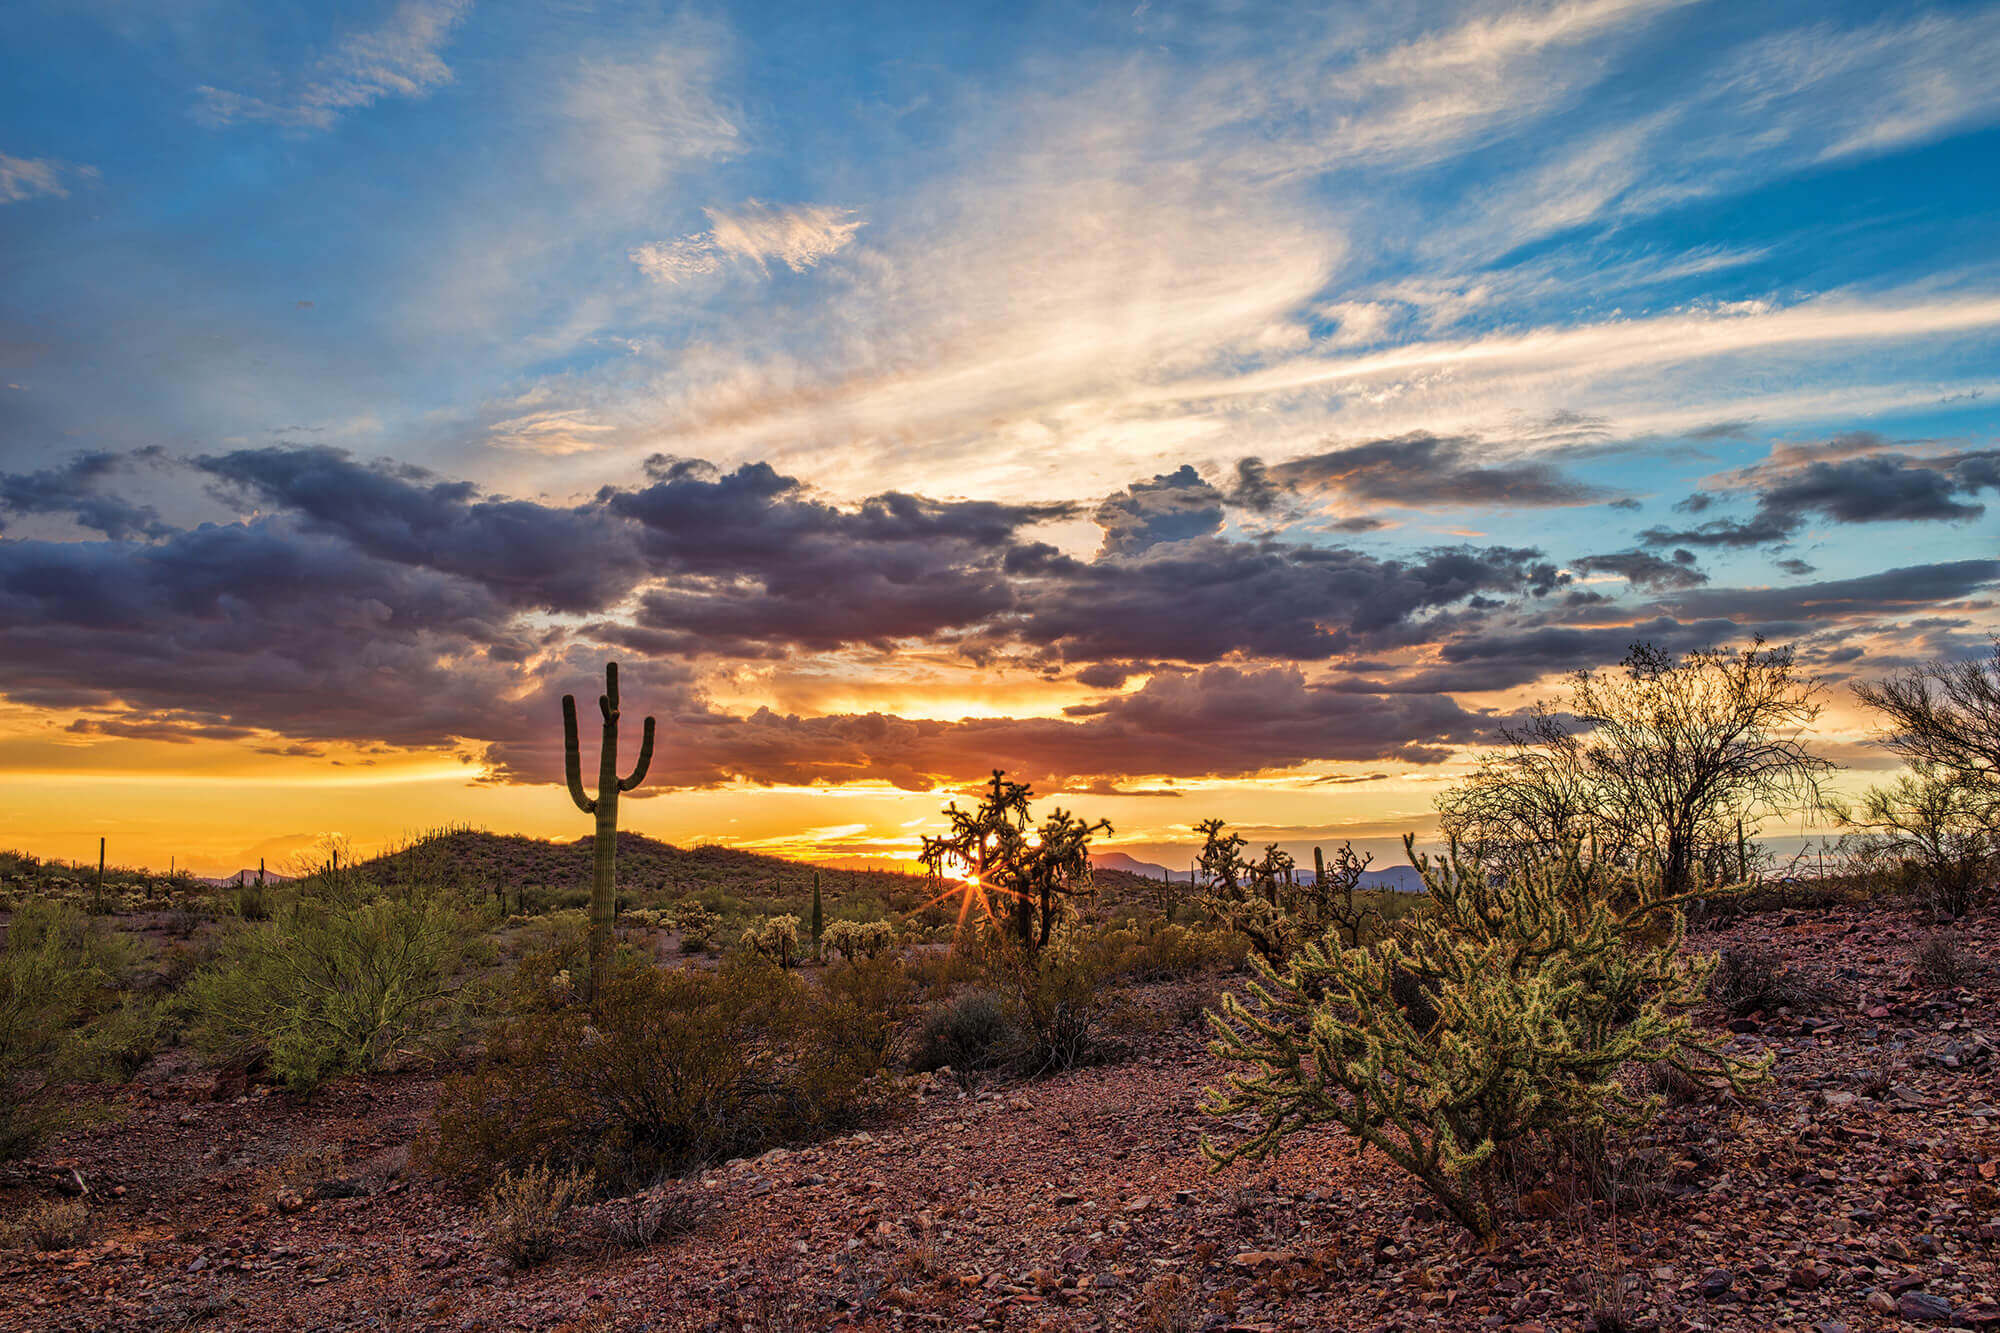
184,891,473,1093
817,954,918,1075
65,993,173,1082
911,988,1017,1076
1202,839,1769,1239
426,956,870,1188
1,901,146,1157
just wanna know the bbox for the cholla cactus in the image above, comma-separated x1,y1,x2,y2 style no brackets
1196,821,1380,960
1200,837,1769,1239
740,914,801,968
670,901,718,948
824,919,897,962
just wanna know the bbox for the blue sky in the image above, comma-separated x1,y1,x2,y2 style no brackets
2,0,1997,871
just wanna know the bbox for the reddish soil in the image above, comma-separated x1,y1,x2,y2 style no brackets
3,905,1996,1332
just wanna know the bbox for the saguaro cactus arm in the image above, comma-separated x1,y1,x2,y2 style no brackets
561,695,597,815
619,716,656,791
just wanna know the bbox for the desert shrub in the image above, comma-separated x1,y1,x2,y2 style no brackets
823,918,897,963
1708,947,1827,1016
184,891,473,1093
3,1198,92,1251
484,1163,592,1268
1100,920,1243,982
1908,932,1979,988
817,955,917,1075
1202,839,1769,1238
65,993,172,1082
1,901,146,1156
911,988,1018,1076
428,956,869,1188
740,914,802,968
989,931,1115,1075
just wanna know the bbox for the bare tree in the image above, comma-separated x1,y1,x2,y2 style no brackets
1853,639,2000,789
1841,769,1994,919
1437,641,1834,896
1848,641,2000,917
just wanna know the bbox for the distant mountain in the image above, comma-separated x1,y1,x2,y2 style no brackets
1091,851,1426,893
1358,865,1425,893
197,870,294,888
1091,852,1190,881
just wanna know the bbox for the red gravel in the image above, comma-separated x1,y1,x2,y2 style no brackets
3,904,1995,1332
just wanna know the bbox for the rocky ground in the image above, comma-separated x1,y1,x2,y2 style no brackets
2,904,1996,1332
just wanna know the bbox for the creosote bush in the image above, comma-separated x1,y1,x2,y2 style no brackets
485,1163,593,1268
912,989,1017,1077
184,890,474,1093
427,954,874,1189
1201,839,1769,1239
1,900,146,1158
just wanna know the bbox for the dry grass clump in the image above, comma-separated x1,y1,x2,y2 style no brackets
1138,1271,1205,1332
257,1141,344,1208
485,1164,593,1268
1709,947,1828,1015
4,1198,92,1251
1908,932,1979,988
590,1185,708,1251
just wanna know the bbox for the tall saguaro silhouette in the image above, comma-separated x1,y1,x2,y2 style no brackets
563,662,656,1001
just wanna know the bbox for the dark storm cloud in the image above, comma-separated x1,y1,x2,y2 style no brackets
602,461,1073,654
482,664,1495,790
11,441,1990,794
0,520,538,748
1652,559,2000,622
1571,548,1708,590
1643,446,1999,548
994,539,1567,664
196,446,649,613
1093,465,1225,554
1251,431,1619,509
0,449,171,540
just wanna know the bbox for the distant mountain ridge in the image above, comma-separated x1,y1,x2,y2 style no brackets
1090,851,1425,892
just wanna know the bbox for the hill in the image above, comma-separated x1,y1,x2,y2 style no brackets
355,827,930,905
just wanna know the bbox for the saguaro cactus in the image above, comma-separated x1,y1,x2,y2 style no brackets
811,870,824,961
563,661,656,1001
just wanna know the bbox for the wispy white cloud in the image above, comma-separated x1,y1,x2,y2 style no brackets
558,26,740,204
0,152,97,203
631,202,865,285
194,0,472,131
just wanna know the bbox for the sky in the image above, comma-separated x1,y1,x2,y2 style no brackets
1,0,1997,876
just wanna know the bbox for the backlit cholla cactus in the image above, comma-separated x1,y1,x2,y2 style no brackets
1201,837,1770,1239
563,662,656,1002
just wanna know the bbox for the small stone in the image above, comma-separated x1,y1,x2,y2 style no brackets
1695,1269,1733,1298
1867,1290,1898,1315
1897,1291,1957,1323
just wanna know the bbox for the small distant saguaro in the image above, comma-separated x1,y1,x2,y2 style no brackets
563,662,656,1002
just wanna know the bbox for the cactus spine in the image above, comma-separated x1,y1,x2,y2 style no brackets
563,661,657,1002
811,870,824,961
